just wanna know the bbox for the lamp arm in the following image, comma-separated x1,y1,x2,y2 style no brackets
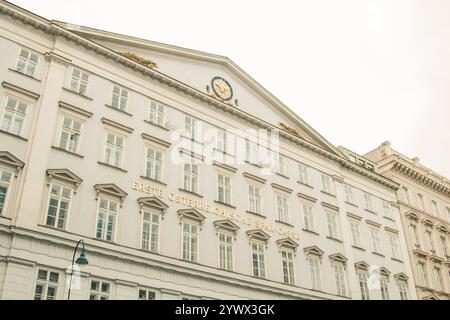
68,239,84,300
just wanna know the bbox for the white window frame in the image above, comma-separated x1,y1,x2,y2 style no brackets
276,193,289,223
89,278,111,300
245,138,259,165
149,100,165,126
433,266,444,291
102,130,126,168
247,184,262,214
388,233,401,260
308,254,321,291
15,47,40,78
357,269,370,300
281,249,295,285
369,227,381,254
56,113,83,154
297,163,309,185
111,84,129,111
0,95,30,137
431,200,439,216
382,200,392,218
218,230,234,271
350,220,362,247
333,261,347,296
302,202,315,232
183,159,199,194
425,230,435,253
182,220,200,263
320,173,334,194
251,240,266,278
44,182,73,230
138,287,157,300
380,275,390,300
141,207,161,253
184,116,197,140
69,67,90,95
217,173,232,205
326,211,340,239
417,261,428,287
344,184,354,203
364,193,373,211
398,280,409,300
33,269,60,300
0,167,14,217
144,146,163,182
95,196,119,242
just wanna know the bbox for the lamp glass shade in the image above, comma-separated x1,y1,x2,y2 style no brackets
75,252,88,266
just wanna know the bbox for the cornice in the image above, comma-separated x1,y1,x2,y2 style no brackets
0,2,399,192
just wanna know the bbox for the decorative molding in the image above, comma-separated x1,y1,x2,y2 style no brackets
44,51,72,65
101,117,134,134
321,202,339,212
58,101,93,118
276,238,299,252
242,172,266,184
329,253,348,265
303,245,324,257
436,224,449,234
212,161,237,174
2,81,40,100
366,220,381,228
246,229,270,243
119,52,157,69
405,211,420,221
421,218,434,227
332,175,344,184
137,197,169,217
354,261,370,271
177,208,206,226
141,133,171,148
346,212,362,221
297,192,317,203
115,279,138,287
0,151,25,174
271,183,293,194
94,183,127,205
213,219,240,237
384,226,399,234
379,267,391,277
46,169,82,192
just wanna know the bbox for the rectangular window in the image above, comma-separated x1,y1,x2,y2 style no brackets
1,97,28,136
281,249,295,285
380,275,390,300
370,228,381,253
183,162,199,194
344,184,354,203
216,128,227,153
248,185,261,214
308,255,321,291
251,241,266,278
297,163,309,185
402,187,410,204
69,68,89,95
111,85,128,111
0,169,13,216
431,200,439,216
440,236,448,257
145,148,162,181
245,139,258,165
389,234,401,259
34,269,59,300
90,279,110,300
426,230,435,253
141,210,160,252
218,174,231,204
273,153,286,175
58,115,82,153
433,267,444,291
218,231,233,271
16,48,39,77
357,270,370,300
276,194,289,223
149,100,165,126
104,132,124,167
184,116,196,140
417,193,426,212
333,261,346,296
320,174,333,194
417,261,428,287
411,224,420,247
326,211,339,239
302,203,314,232
182,222,198,262
350,220,362,247
399,280,408,300
382,200,392,218
45,183,72,230
364,193,373,211
138,289,156,300
96,198,118,242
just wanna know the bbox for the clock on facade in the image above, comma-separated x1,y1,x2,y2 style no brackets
211,76,233,101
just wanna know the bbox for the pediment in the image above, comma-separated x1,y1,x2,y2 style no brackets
303,245,324,257
421,218,434,227
329,253,348,264
246,229,270,242
436,224,449,233
379,267,391,277
276,238,299,250
137,197,168,212
177,208,206,222
0,151,24,169
47,169,82,185
354,261,370,271
405,211,420,221
393,272,409,281
94,183,128,200
213,219,240,233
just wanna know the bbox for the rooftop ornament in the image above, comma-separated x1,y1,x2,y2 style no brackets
119,52,158,69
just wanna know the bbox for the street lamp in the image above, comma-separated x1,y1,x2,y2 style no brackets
67,239,88,300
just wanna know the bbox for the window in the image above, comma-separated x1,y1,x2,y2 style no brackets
276,194,289,223
447,207,450,221
398,280,408,300
69,68,89,95
357,270,370,300
0,169,12,216
350,220,362,247
16,48,39,77
410,224,420,247
417,261,428,287
370,228,381,253
245,139,258,165
104,132,124,167
90,279,110,300
34,269,59,300
440,236,448,257
417,193,426,212
382,200,392,218
298,163,309,185
326,211,339,239
248,185,261,214
1,97,28,136
273,153,286,175
363,193,373,211
433,267,444,291
184,116,196,140
251,241,266,278
402,187,410,204
145,148,162,181
218,174,231,204
216,128,227,153
96,198,118,241
388,234,401,260
45,183,72,230
320,174,333,194
344,184,354,203
308,255,321,290
431,200,439,216
138,289,156,300
183,162,199,194
302,203,314,232
149,100,165,126
218,231,233,271
58,115,82,153
141,209,160,252
380,275,390,300
281,249,295,285
182,222,199,262
111,85,128,111
330,261,345,296
425,230,435,253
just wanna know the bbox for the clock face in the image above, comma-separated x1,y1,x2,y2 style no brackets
211,77,233,101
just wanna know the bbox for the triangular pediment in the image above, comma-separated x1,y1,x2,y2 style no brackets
436,224,449,233
246,229,270,242
354,261,370,271
276,238,299,250
0,151,24,169
303,245,324,256
329,253,348,264
379,267,391,276
405,211,420,221
177,208,206,222
137,197,168,211
47,169,82,185
394,272,409,281
421,218,434,227
57,22,345,158
94,183,128,199
213,219,240,233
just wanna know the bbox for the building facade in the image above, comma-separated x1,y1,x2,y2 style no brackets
0,1,416,300
366,142,450,300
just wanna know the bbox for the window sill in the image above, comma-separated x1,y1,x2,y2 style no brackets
372,251,385,257
178,188,203,198
105,104,133,116
274,172,290,180
8,68,42,82
302,228,319,236
320,190,336,197
345,201,358,208
364,209,377,215
275,220,294,227
246,210,265,218
214,200,236,209
244,160,263,168
0,129,28,141
391,257,403,263
297,181,313,189
144,120,170,131
97,161,127,173
352,245,366,252
62,87,93,101
326,236,343,243
140,176,167,186
51,146,84,158
382,216,395,222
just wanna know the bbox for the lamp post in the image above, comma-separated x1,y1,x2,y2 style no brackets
67,239,88,300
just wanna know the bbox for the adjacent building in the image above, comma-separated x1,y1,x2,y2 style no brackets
0,1,416,300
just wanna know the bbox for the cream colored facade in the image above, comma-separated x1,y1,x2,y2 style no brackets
365,142,450,300
0,1,416,300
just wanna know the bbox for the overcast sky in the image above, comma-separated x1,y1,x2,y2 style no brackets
10,0,450,178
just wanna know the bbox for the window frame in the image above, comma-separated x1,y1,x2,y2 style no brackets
102,130,126,169
0,94,31,137
95,196,120,242
110,84,129,111
140,206,161,253
15,47,40,78
144,145,164,182
68,67,90,95
217,230,234,271
297,162,309,185
250,240,266,278
276,193,289,224
149,100,165,127
217,172,232,205
44,181,74,231
0,166,14,217
33,268,60,300
281,248,295,285
89,278,112,300
247,183,262,215
181,219,200,263
302,202,315,232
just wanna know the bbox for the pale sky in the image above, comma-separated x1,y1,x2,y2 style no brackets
9,0,450,178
